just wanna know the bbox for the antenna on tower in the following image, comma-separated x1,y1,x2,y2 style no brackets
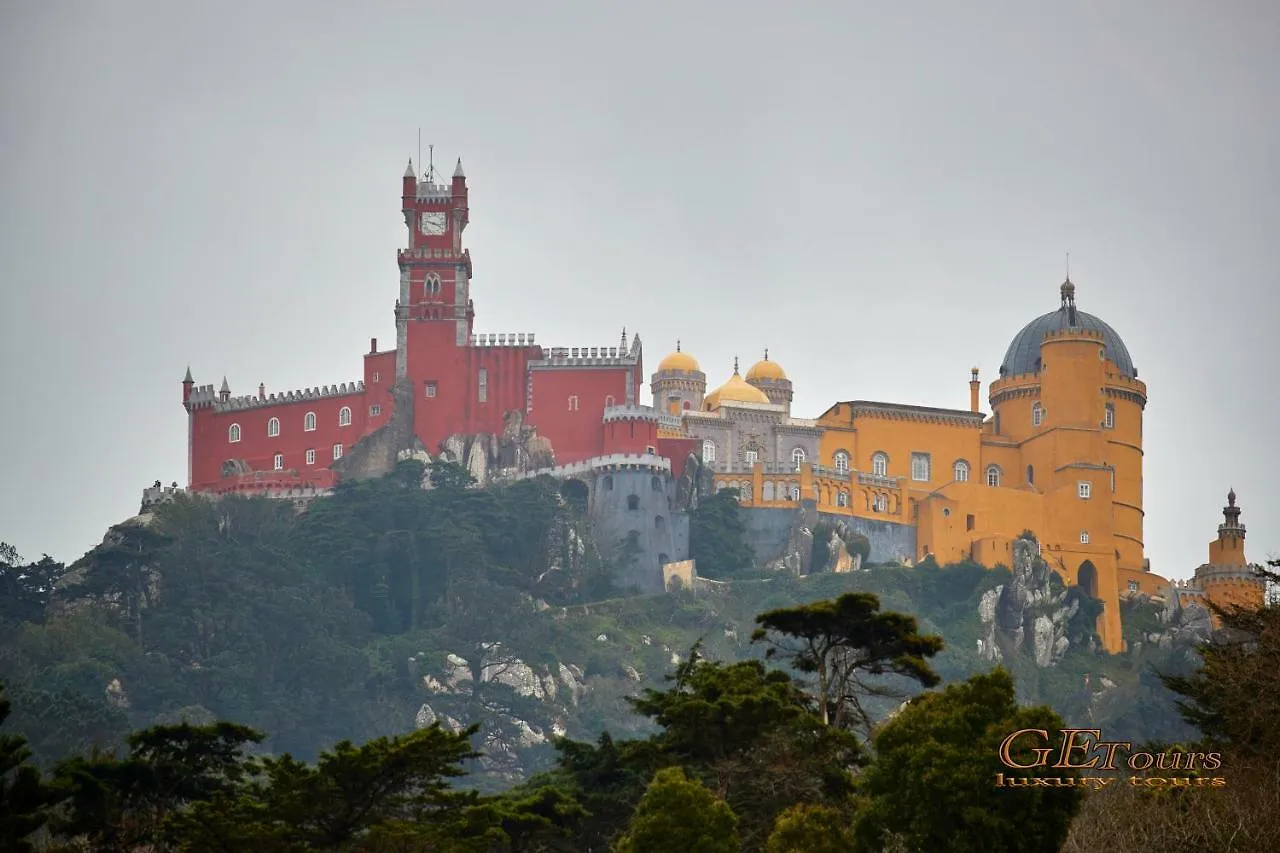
426,144,437,183
1065,251,1070,280
417,128,422,180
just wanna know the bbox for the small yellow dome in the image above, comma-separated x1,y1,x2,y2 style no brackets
745,350,787,382
657,341,700,373
704,366,771,409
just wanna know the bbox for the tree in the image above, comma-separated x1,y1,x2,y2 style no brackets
852,668,1083,853
765,803,856,853
751,593,944,735
614,766,739,853
0,544,66,635
0,683,62,852
688,489,755,579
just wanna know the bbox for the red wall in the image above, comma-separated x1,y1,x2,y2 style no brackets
602,416,659,455
189,389,367,490
659,436,701,480
529,367,630,464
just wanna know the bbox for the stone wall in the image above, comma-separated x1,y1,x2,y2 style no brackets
331,379,418,481
738,506,917,569
588,470,689,595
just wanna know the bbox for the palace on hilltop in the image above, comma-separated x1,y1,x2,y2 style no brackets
177,154,1266,653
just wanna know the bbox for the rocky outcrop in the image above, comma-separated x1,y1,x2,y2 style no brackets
331,379,420,481
976,538,1079,667
438,410,555,486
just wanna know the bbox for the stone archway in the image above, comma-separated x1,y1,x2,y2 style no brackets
1077,560,1099,599
560,477,589,511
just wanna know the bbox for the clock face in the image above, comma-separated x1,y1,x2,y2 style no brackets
420,212,447,235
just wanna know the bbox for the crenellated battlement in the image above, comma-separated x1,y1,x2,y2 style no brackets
140,480,185,512
398,246,469,262
514,452,671,481
414,181,455,200
531,346,637,367
216,382,365,412
602,404,660,424
470,333,538,347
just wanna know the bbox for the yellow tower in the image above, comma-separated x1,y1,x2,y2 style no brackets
745,349,794,414
987,279,1147,652
650,341,706,415
1194,489,1266,622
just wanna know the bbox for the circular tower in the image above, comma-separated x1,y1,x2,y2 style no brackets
650,342,706,415
745,349,793,414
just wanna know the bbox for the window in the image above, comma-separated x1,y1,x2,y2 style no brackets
267,417,280,437
1032,402,1044,427
304,411,317,431
228,423,241,443
911,452,931,482
568,395,579,411
966,514,975,531
836,490,849,507
477,368,488,403
273,453,284,470
1078,481,1092,499
833,450,850,474
627,494,640,510
655,515,665,529
425,274,441,295
333,443,343,460
372,371,380,383
744,450,758,467
873,494,888,513
986,465,1001,487
338,407,352,426
1128,580,1140,592
1104,403,1115,429
370,404,381,417
791,447,806,471
305,448,315,465
646,445,656,454
702,440,716,464
651,476,662,492
604,395,616,407
603,475,614,491
954,459,970,482
872,452,888,477
1080,531,1090,544
1027,465,1034,485
425,382,437,398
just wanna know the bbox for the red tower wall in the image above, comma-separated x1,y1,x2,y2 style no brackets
529,367,631,463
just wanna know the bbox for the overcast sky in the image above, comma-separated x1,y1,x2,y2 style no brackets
2,1,1277,580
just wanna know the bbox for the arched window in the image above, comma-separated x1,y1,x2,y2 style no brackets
305,448,315,465
873,493,888,512
791,447,806,471
837,490,849,507
273,453,284,470
1027,465,1035,485
604,395,615,408
986,465,1002,487
333,443,343,460
603,475,614,491
1104,403,1115,429
954,459,970,482
228,423,241,443
790,484,800,501
655,515,665,530
1032,402,1044,427
425,274,441,295
338,406,352,427
651,476,662,492
267,417,280,437
304,411,317,431
872,452,889,477
702,440,716,464
627,494,640,510
833,450,850,475
763,481,776,501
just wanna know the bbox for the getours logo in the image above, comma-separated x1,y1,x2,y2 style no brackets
995,728,1226,790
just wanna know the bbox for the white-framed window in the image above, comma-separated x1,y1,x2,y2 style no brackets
1128,580,1140,592
304,411,317,431
791,447,806,471
837,490,849,507
911,452,931,482
372,371,380,383
478,368,488,403
954,459,970,482
833,450,850,475
273,453,284,470
568,395,579,411
1104,403,1115,429
1078,481,1092,499
604,394,616,407
790,484,800,501
1080,531,1090,544
744,450,758,467
338,406,352,427
1032,402,1044,427
986,465,1002,487
873,494,888,512
702,440,716,464
425,382,437,398
646,445,656,454
305,448,315,465
872,452,889,477
267,417,280,437
228,423,241,443
370,404,381,417
333,443,343,460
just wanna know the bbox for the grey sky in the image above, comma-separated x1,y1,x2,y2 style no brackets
2,1,1277,579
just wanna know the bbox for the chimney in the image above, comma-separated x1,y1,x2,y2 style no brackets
258,383,266,401
969,368,980,413
370,337,377,354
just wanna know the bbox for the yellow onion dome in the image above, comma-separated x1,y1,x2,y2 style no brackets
656,341,700,373
704,364,771,409
745,349,787,382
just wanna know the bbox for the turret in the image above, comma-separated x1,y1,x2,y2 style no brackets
451,158,469,231
969,367,980,413
219,376,231,403
401,158,416,226
182,366,194,404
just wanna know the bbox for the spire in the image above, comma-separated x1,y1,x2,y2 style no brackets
763,347,769,361
453,157,465,179
733,356,740,375
183,366,193,383
676,339,681,352
404,158,415,178
220,376,230,394
620,327,628,350
1060,275,1078,325
1228,487,1237,507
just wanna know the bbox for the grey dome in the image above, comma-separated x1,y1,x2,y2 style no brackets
999,283,1136,378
